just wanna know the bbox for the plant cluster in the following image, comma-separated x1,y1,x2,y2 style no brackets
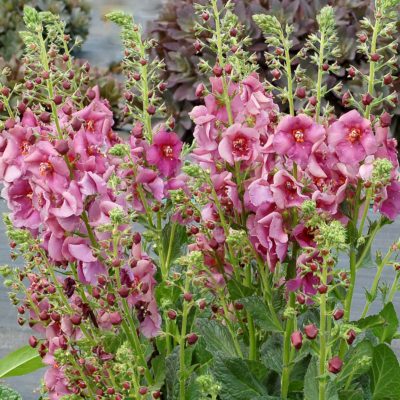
150,0,400,138
0,1,400,400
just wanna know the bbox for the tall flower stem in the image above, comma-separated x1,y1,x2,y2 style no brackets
211,0,233,125
388,270,400,303
315,32,325,122
365,8,380,119
280,31,294,116
179,274,191,400
318,259,329,400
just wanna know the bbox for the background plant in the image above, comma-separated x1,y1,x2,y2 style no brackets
150,0,400,138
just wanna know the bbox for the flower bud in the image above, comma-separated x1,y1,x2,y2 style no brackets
167,310,177,320
291,331,303,350
29,336,38,348
359,33,367,43
71,117,82,131
118,285,130,298
71,314,82,325
308,96,317,106
183,292,193,302
147,105,156,115
333,309,344,320
380,112,392,128
55,140,69,155
347,329,356,345
318,284,328,294
40,112,51,123
370,53,381,62
271,69,281,80
213,64,223,77
201,12,209,21
295,87,306,99
110,311,122,325
384,74,393,85
153,391,161,399
328,356,343,374
224,64,233,75
194,40,202,53
139,387,148,395
53,95,63,105
304,324,318,340
296,293,306,304
347,67,356,78
362,93,373,106
195,83,206,97
62,104,72,115
187,333,198,345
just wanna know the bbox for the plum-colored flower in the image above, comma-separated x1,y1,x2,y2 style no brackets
146,131,182,177
218,123,260,166
247,206,288,271
190,105,217,152
380,180,400,220
273,114,325,167
44,366,71,400
327,110,377,164
271,170,307,209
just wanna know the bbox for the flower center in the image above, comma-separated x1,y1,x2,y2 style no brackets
348,128,361,143
39,161,54,176
162,145,174,159
232,135,249,156
86,120,95,132
20,141,30,155
292,129,305,143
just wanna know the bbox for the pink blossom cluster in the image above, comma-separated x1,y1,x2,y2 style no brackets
0,88,186,398
190,73,399,296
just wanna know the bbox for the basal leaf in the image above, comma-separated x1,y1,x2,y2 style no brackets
0,346,44,378
0,385,22,400
212,357,271,400
241,297,283,333
370,344,400,400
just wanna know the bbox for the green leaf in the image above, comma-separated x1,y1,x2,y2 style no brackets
240,297,283,333
370,344,400,400
337,341,373,387
355,314,385,331
304,358,338,400
0,385,22,400
196,319,238,357
339,389,364,400
260,335,283,373
166,346,194,399
0,346,44,378
212,357,271,400
227,279,253,301
372,302,399,344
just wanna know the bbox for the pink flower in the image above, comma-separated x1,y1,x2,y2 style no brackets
218,123,260,166
190,106,218,152
273,114,325,167
327,110,377,164
44,366,71,400
146,131,182,177
380,180,400,220
271,170,307,209
247,206,288,271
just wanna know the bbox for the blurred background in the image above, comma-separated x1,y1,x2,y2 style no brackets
0,0,399,398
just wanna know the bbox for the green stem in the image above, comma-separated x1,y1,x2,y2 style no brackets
179,275,191,400
343,181,362,322
365,14,380,118
281,293,295,399
280,31,294,116
361,247,394,318
358,188,372,236
318,260,329,400
211,0,233,125
388,271,400,303
315,32,325,122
